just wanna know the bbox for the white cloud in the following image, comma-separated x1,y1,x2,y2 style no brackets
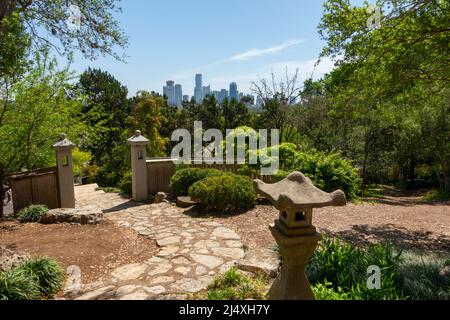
229,39,305,61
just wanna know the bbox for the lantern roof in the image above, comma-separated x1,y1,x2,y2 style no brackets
254,172,347,210
52,133,75,150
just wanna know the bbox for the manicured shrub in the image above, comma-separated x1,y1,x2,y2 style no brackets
118,171,132,195
0,257,63,300
189,174,256,211
16,205,48,223
170,168,226,196
16,258,64,297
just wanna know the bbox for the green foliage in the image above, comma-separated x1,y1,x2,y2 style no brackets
170,168,226,197
96,187,122,194
312,281,351,300
17,258,64,297
118,171,133,195
0,258,63,300
307,237,404,300
207,268,267,300
16,205,48,223
189,174,256,212
397,252,450,300
0,267,41,300
72,148,93,178
423,189,450,202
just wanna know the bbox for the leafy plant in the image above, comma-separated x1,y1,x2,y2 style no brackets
118,171,133,195
423,189,450,202
16,205,48,223
170,168,226,196
16,258,64,297
0,258,63,300
206,268,267,300
189,174,256,212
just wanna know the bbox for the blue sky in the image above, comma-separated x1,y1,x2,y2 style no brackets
68,0,359,97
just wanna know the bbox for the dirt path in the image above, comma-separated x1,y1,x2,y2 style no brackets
211,194,450,254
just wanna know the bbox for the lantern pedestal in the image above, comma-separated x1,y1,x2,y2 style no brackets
268,224,321,300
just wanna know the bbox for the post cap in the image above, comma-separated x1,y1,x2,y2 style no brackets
52,133,75,150
127,129,149,145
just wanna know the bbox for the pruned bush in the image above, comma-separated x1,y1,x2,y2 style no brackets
118,171,132,195
16,205,48,223
170,168,226,196
0,258,63,300
189,174,256,211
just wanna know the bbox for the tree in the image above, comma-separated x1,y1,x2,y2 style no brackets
222,98,250,130
0,52,85,218
0,0,128,60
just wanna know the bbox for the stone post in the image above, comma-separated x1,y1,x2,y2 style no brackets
53,134,76,208
127,130,149,202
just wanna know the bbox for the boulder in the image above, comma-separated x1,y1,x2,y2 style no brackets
237,248,280,278
154,192,169,204
176,196,198,208
39,207,103,225
0,246,30,272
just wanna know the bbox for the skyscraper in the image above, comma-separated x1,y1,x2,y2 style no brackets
202,85,211,98
229,82,239,101
194,74,203,103
163,80,176,106
219,89,229,103
183,95,190,103
175,84,183,107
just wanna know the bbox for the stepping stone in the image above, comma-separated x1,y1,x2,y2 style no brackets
176,196,198,208
111,263,147,281
237,248,280,278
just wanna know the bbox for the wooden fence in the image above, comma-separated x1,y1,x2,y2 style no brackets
9,167,60,213
146,158,276,195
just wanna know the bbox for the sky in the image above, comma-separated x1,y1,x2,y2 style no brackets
67,0,361,97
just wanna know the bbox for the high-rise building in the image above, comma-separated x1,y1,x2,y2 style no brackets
183,95,190,103
163,80,176,106
256,95,264,107
194,74,203,103
219,89,229,103
239,92,244,102
202,85,211,98
229,82,239,101
175,84,183,107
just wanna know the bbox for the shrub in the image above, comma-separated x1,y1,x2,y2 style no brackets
206,268,267,300
312,281,351,300
16,205,48,223
0,258,63,300
170,168,226,196
189,174,256,211
118,171,132,195
16,258,64,297
423,189,450,202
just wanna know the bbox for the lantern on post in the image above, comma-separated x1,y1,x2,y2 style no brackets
127,130,149,202
254,172,347,300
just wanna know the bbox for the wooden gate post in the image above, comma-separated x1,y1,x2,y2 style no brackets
127,130,149,202
53,134,75,208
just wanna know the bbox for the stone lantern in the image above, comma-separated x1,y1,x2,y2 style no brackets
53,133,76,208
254,172,347,300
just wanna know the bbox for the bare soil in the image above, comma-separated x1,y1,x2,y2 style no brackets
0,220,159,283
210,193,450,254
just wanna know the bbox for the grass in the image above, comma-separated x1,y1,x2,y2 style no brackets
96,187,122,194
205,268,268,300
0,257,64,300
15,205,48,223
423,189,450,202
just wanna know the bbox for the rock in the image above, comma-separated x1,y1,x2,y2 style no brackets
144,286,166,295
174,266,191,275
111,263,148,281
75,286,116,300
154,192,169,204
237,248,280,278
0,247,30,272
157,236,181,247
39,207,103,225
176,196,198,208
190,254,223,269
147,262,172,276
169,276,213,293
439,266,450,278
119,289,149,300
212,227,240,240
211,247,245,260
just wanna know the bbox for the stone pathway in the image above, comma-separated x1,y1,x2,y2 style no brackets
68,185,245,300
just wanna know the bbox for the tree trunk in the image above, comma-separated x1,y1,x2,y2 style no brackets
0,164,5,219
